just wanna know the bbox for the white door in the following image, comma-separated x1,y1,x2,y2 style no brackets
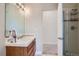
57,3,63,56
42,11,57,45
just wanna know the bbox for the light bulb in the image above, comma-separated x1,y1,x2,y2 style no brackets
24,7,30,16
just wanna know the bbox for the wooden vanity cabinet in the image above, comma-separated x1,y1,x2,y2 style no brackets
6,39,36,56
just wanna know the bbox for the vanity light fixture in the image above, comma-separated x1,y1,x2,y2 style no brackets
16,3,24,11
16,3,25,15
24,7,30,16
16,3,30,16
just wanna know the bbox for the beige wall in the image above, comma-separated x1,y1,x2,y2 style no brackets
0,3,5,56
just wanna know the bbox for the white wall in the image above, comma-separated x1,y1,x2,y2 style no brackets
0,3,5,56
42,11,57,45
25,3,58,55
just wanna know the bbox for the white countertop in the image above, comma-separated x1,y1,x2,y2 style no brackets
5,35,35,47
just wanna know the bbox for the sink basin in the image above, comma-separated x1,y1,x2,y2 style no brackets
5,35,35,47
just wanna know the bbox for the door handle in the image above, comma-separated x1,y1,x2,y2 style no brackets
58,37,64,40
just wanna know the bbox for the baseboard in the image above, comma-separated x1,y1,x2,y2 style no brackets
43,43,57,45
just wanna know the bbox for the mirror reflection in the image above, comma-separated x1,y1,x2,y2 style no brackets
5,3,25,37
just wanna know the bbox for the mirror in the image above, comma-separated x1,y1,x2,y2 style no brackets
5,3,25,37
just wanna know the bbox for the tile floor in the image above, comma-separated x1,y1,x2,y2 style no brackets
42,44,58,56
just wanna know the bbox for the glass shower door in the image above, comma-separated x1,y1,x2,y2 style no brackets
63,8,79,56
64,21,79,55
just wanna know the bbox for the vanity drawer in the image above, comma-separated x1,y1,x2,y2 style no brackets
6,46,24,56
27,39,35,52
23,48,28,56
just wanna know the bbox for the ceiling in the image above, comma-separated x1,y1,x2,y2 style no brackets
23,3,58,11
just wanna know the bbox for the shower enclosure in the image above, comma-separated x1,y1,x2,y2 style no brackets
63,7,79,56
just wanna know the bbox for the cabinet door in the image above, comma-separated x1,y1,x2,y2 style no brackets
23,48,28,56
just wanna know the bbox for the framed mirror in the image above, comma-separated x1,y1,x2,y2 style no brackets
5,3,25,37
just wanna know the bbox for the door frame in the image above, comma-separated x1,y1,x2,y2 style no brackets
57,3,64,56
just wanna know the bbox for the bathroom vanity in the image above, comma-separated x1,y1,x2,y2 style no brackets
5,35,36,56
5,4,36,56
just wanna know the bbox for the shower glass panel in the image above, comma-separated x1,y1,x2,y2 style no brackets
63,8,79,56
